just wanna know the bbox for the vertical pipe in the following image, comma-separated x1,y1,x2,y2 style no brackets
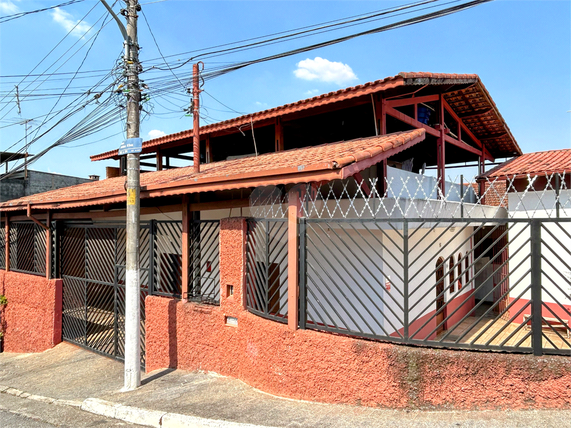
555,174,561,219
287,189,299,331
149,220,155,296
530,220,542,356
403,220,409,340
298,218,307,329
460,174,464,218
181,195,190,300
193,63,201,174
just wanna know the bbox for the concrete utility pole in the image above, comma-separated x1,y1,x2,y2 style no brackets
193,62,202,173
100,0,142,391
123,0,142,391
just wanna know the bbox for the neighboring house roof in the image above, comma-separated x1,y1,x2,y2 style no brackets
480,149,571,180
91,72,521,162
1,129,425,212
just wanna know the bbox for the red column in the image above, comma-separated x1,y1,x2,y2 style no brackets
287,188,301,331
437,95,446,198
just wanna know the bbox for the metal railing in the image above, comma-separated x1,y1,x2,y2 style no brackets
59,223,150,365
9,222,46,276
245,219,289,323
296,217,571,356
188,220,221,305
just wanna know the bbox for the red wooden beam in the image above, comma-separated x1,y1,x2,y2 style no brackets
444,135,482,157
27,204,49,230
442,99,494,162
385,105,440,137
385,94,439,108
275,118,284,151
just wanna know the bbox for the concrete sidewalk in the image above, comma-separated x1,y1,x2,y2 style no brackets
0,343,569,428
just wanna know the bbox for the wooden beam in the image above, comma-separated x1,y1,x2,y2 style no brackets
156,149,163,171
27,205,49,230
386,94,439,108
140,162,156,168
458,107,493,119
181,195,190,300
275,117,284,151
444,135,482,157
169,154,194,161
385,105,440,137
205,135,211,163
442,99,494,162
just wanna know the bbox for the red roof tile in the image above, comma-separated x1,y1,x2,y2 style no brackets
91,71,520,162
480,149,571,179
1,129,425,212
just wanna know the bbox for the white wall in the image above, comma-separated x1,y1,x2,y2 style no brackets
305,222,475,338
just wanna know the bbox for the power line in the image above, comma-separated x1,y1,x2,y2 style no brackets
0,0,86,24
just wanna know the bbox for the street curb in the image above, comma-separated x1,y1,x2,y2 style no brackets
81,397,271,428
0,385,273,428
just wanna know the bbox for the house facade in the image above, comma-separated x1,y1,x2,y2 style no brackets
1,72,570,410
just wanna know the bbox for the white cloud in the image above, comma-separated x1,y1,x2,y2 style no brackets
51,7,91,38
0,1,20,14
148,129,166,139
304,89,319,96
255,101,268,108
294,57,358,85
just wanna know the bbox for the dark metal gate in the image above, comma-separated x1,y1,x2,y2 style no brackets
59,222,150,365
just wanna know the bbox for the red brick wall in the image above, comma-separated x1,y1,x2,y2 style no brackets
0,270,62,353
145,217,571,410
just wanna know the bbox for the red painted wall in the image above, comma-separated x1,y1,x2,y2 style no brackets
145,217,571,410
0,270,62,353
509,297,571,327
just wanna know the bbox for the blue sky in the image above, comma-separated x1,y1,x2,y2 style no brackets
0,0,569,179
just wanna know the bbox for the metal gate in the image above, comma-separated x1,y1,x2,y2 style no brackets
59,222,150,365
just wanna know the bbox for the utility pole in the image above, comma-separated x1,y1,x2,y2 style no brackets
123,0,142,391
100,0,142,391
193,62,202,173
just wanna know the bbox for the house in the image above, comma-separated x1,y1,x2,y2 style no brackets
1,151,95,203
0,72,568,409
478,149,571,341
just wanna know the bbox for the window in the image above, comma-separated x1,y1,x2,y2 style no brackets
465,256,470,287
458,253,463,289
449,256,455,292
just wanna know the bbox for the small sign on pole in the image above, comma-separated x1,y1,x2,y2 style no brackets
118,138,143,155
